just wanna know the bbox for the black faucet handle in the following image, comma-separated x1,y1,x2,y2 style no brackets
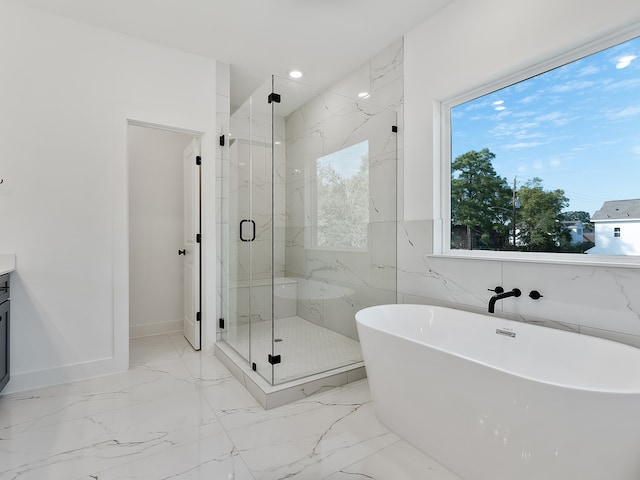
529,290,543,300
488,286,504,294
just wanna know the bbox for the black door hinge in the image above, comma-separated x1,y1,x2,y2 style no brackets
392,125,398,133
196,312,201,322
196,233,201,243
268,354,281,365
268,92,281,104
219,135,225,146
219,318,225,329
196,155,201,165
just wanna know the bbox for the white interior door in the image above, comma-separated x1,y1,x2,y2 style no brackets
182,138,201,349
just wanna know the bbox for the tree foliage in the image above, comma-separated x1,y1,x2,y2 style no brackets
316,155,369,249
517,177,570,251
451,149,513,249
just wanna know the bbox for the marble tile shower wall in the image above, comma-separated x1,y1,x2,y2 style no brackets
397,219,640,348
283,40,403,340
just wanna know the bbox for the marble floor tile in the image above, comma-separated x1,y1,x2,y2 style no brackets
129,334,182,364
221,381,400,480
0,357,195,436
1,333,461,480
82,431,255,480
1,390,223,479
324,439,464,480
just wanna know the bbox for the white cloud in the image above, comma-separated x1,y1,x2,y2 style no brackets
536,111,571,127
549,80,595,93
606,105,640,120
616,55,637,69
504,141,545,150
576,65,602,77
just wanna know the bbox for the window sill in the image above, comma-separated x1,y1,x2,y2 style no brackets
429,250,640,269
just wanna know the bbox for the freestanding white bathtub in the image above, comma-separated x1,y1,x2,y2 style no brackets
355,304,640,480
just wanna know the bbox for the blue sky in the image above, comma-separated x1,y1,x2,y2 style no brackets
451,35,640,216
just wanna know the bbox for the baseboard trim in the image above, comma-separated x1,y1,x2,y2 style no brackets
2,356,127,395
129,320,182,339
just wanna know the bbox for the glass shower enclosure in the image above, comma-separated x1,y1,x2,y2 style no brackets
219,75,397,386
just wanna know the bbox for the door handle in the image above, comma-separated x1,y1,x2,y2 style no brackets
178,249,186,256
240,219,256,242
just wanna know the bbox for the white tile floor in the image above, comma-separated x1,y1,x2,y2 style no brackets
0,333,462,480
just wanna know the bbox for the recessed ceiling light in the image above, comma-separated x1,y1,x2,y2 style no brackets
288,70,303,79
358,92,370,98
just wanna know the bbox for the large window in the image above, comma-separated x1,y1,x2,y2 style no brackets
446,33,640,257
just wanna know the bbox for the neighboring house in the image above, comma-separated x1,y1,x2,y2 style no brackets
561,221,584,245
586,199,640,255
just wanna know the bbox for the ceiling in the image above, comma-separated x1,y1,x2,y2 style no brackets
9,0,452,109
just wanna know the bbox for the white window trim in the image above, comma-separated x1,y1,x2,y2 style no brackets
434,23,640,268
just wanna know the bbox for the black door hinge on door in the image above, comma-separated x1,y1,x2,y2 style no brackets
268,354,281,365
196,312,201,322
196,234,201,243
196,155,201,166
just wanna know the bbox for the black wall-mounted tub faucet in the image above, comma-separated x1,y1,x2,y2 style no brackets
488,288,521,313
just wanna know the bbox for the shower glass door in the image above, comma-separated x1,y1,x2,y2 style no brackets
220,79,276,384
220,72,398,387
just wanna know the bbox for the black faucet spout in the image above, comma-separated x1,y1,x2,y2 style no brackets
488,288,521,313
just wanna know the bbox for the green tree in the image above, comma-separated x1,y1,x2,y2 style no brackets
451,149,513,249
517,177,570,251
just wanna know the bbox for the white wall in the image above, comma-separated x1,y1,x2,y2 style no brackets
401,0,640,346
128,125,194,338
0,1,216,393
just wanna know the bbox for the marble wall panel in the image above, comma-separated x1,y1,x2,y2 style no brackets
370,221,397,291
502,262,640,337
283,40,402,340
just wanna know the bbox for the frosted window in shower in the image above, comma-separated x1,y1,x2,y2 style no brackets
315,140,369,250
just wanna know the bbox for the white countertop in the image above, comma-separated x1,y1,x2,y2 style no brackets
0,254,15,275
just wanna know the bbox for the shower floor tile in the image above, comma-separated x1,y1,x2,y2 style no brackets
223,316,363,384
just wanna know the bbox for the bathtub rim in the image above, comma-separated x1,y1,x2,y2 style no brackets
356,303,640,395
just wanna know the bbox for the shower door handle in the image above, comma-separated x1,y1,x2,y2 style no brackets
240,219,256,242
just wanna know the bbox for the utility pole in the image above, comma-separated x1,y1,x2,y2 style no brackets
512,176,517,247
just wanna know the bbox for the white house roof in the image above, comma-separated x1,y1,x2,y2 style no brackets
591,199,640,221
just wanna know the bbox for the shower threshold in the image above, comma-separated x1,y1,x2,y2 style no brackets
214,317,366,409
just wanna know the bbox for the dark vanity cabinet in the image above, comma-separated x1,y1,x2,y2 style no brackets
0,273,9,392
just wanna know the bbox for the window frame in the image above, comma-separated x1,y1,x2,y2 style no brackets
435,24,640,268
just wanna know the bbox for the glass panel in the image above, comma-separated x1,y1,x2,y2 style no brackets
272,75,397,385
220,78,275,384
221,74,398,387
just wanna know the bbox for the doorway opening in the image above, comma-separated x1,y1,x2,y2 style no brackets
127,123,202,364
